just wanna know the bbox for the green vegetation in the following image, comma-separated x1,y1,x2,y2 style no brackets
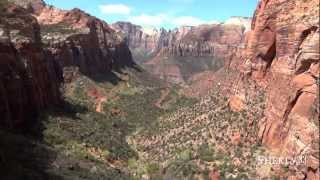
198,143,215,162
41,23,78,35
13,68,196,179
143,56,224,82
1,65,272,179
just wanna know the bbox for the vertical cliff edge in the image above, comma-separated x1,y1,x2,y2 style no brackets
232,0,319,178
0,0,135,129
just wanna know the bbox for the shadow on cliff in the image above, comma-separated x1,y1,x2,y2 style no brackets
0,129,63,180
0,101,87,180
86,45,142,85
0,45,140,179
0,99,135,179
0,130,63,180
37,100,138,179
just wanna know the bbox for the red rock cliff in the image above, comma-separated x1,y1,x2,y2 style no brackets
112,19,251,85
112,18,251,60
1,0,135,128
241,0,319,178
0,4,62,128
36,5,134,80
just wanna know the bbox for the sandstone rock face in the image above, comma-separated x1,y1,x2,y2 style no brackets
36,5,134,80
228,95,245,112
0,0,135,128
113,19,251,60
0,4,61,128
158,24,246,58
112,22,159,54
8,0,46,14
242,0,319,177
113,19,251,86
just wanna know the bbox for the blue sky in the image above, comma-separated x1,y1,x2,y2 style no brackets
45,0,258,29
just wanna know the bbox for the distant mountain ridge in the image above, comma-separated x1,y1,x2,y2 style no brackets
111,16,251,58
111,17,251,85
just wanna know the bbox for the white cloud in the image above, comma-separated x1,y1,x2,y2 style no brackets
99,4,131,15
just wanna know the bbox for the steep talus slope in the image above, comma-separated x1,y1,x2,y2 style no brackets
227,0,319,178
129,81,266,179
0,3,61,128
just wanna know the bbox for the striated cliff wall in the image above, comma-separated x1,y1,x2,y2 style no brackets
112,19,251,85
236,0,319,178
112,19,251,60
37,4,135,80
0,4,62,128
0,0,135,129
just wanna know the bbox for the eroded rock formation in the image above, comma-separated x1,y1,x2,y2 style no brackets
236,0,319,178
36,3,134,80
1,0,135,128
112,18,251,86
112,18,251,59
0,4,61,128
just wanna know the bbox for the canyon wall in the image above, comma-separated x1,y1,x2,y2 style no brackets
36,2,135,80
112,18,251,60
0,4,62,128
112,18,251,85
0,0,135,128
236,0,319,178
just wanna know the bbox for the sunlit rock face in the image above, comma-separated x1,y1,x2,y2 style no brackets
1,0,135,128
237,0,319,178
112,18,251,59
35,4,135,78
112,18,251,86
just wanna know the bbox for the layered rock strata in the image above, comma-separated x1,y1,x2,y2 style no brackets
1,0,135,128
112,18,251,59
0,4,61,128
230,0,319,178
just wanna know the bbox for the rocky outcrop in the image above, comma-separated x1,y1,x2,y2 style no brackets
158,23,247,58
113,19,251,85
8,0,46,14
112,22,159,53
10,0,134,81
113,18,251,60
0,4,61,128
238,0,319,178
0,0,135,128
36,4,135,80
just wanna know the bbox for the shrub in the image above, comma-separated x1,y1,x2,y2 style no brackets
198,143,215,162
